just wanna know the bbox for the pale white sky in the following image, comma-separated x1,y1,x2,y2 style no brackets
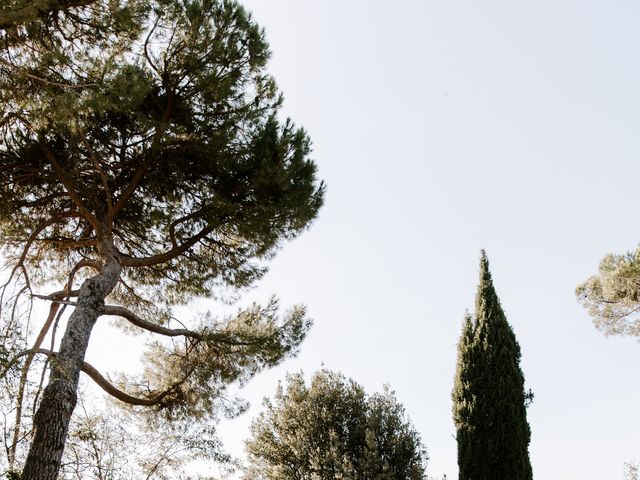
209,1,640,479
87,1,640,479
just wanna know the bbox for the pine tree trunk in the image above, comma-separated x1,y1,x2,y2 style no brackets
21,243,121,480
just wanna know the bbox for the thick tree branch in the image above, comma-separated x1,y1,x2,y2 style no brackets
39,139,99,228
84,358,199,409
119,226,213,267
2,349,158,406
102,305,203,339
103,305,290,348
79,361,160,406
67,259,101,291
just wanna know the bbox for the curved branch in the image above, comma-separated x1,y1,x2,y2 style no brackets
67,259,101,291
85,359,199,409
31,295,77,306
2,349,159,406
79,361,159,406
0,348,49,381
103,305,289,348
102,305,203,339
167,205,212,247
119,226,213,267
0,212,80,294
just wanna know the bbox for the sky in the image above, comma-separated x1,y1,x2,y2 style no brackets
203,1,640,479
83,1,640,478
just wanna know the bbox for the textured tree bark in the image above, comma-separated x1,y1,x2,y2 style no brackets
21,240,121,480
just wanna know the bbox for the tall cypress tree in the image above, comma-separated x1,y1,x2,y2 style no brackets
452,251,533,480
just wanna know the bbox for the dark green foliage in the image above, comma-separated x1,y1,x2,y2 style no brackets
0,0,324,301
452,252,533,480
0,0,324,475
244,370,428,480
0,1,101,30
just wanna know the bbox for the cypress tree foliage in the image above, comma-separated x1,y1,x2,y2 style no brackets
451,313,477,477
452,251,533,480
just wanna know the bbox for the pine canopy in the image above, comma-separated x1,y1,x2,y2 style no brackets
0,0,323,301
0,1,324,478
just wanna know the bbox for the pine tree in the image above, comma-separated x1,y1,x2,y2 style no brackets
452,251,533,480
576,245,640,337
0,1,324,478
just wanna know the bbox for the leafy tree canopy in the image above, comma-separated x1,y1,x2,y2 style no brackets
0,0,324,478
0,0,101,30
0,0,322,300
244,369,428,480
576,246,640,337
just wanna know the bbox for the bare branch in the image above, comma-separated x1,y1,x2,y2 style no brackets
31,294,77,306
102,305,203,339
0,212,80,297
1,349,159,406
6,301,62,468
